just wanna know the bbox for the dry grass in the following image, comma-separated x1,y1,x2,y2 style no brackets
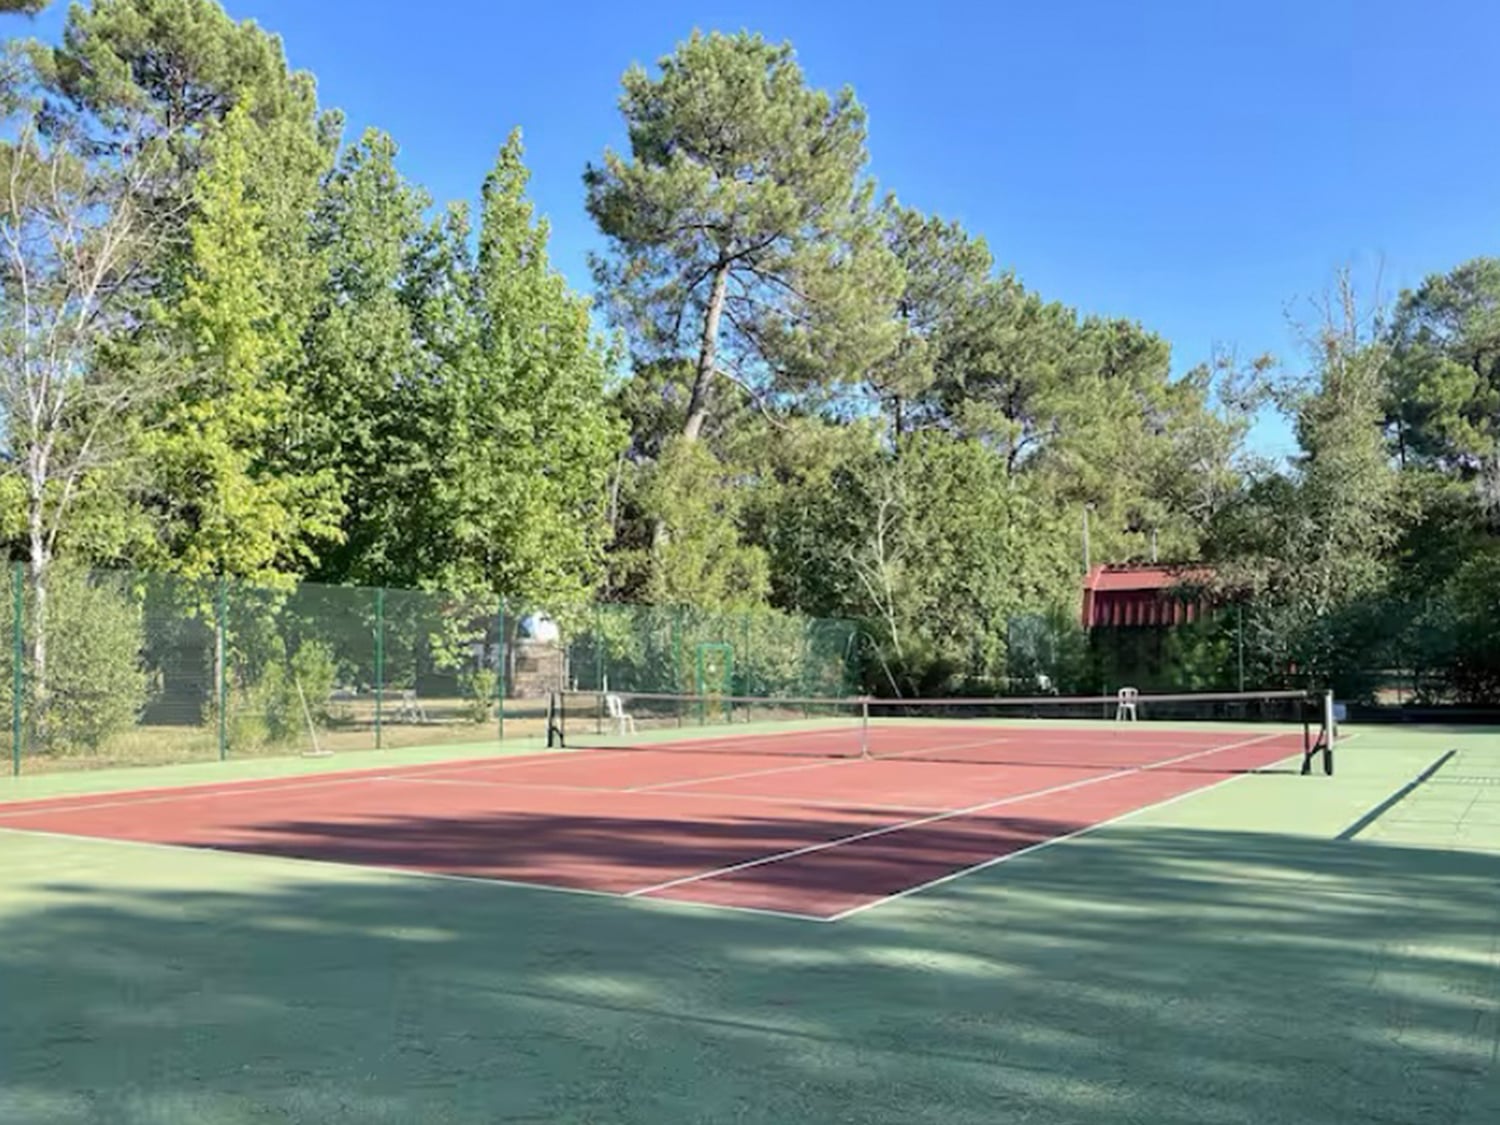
10,696,555,775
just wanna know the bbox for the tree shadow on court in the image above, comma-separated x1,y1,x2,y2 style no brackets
1,820,1497,1125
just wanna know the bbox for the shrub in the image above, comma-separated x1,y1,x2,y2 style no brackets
239,640,338,746
460,668,498,724
0,568,151,754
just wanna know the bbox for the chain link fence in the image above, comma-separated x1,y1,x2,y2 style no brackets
0,566,860,775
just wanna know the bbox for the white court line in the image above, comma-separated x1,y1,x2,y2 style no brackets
588,723,860,753
0,749,641,821
378,774,941,816
823,750,1291,921
627,731,1289,898
625,732,1033,793
0,824,831,924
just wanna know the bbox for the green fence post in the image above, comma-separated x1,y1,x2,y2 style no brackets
801,619,812,717
496,598,505,743
216,575,228,761
374,588,385,749
672,607,684,725
11,562,23,776
1237,603,1245,693
594,603,604,691
672,607,683,694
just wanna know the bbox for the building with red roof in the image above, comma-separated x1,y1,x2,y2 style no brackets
1081,564,1214,629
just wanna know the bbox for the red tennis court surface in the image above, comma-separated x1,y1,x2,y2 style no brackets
0,724,1305,920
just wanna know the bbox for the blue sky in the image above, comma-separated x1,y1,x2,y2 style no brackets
25,0,1500,456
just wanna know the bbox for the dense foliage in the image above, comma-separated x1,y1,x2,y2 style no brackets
2,3,1496,711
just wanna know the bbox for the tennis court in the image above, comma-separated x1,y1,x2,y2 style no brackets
4,696,1500,1125
0,690,1328,921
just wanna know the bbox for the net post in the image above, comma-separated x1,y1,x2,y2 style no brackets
546,690,565,749
1322,689,1336,775
1298,691,1314,775
216,575,228,761
860,695,871,760
11,561,23,776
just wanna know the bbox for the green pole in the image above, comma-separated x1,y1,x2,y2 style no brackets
802,619,812,717
216,576,228,761
695,643,705,725
12,562,23,776
496,598,505,743
374,588,385,749
594,603,604,691
672,607,683,726
1237,604,1245,693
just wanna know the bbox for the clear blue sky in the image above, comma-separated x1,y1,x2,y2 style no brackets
27,0,1500,456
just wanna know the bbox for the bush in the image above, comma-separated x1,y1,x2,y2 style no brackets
239,640,338,746
1427,552,1500,703
0,568,151,754
460,668,498,724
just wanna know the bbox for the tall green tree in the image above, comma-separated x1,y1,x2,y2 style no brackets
145,103,340,581
444,131,623,602
297,128,430,586
1385,258,1500,507
333,132,622,604
585,30,900,444
871,200,994,437
35,0,341,580
766,430,1076,694
1210,275,1399,691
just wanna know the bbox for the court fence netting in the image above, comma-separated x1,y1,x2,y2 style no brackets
547,687,1339,775
0,566,860,775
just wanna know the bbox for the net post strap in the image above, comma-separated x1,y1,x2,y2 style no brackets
1299,689,1336,777
546,691,565,749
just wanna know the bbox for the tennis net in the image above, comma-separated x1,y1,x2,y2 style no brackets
548,688,1337,774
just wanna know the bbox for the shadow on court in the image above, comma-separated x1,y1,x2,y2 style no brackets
1,814,1497,1125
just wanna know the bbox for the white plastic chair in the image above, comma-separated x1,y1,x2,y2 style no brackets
1115,687,1139,722
604,693,636,734
397,689,428,724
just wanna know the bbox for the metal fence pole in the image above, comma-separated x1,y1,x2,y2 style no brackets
672,607,684,725
374,587,385,749
1237,604,1246,693
216,575,228,761
11,562,23,776
496,598,505,743
594,603,604,692
672,607,683,695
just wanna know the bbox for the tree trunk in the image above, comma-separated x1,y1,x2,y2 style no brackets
654,260,731,553
26,521,49,746
682,261,730,442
